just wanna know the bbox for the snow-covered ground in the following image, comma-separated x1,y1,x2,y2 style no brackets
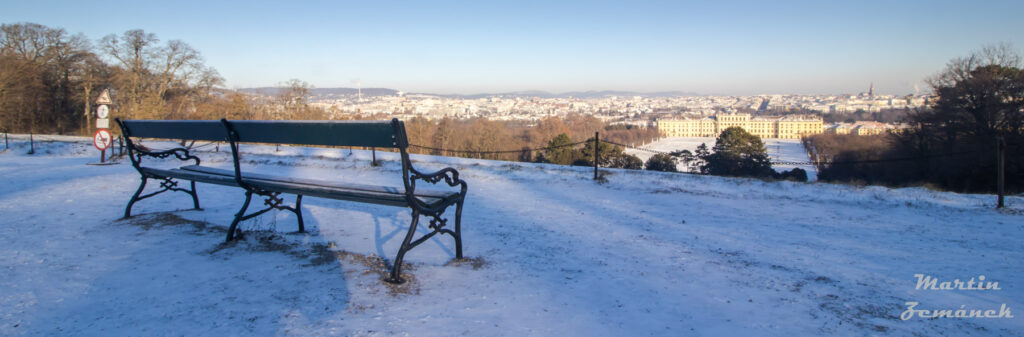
1,135,1022,336
625,137,819,180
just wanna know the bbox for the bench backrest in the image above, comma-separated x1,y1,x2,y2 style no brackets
118,120,228,141
117,119,408,149
224,120,406,148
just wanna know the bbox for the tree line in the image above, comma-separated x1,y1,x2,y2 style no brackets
0,23,227,134
806,44,1023,193
0,23,357,134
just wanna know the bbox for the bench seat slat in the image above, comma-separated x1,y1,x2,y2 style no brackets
180,165,458,199
155,165,457,208
181,165,453,199
240,178,432,207
140,167,239,187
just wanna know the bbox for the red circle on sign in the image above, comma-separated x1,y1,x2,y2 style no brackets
94,129,112,151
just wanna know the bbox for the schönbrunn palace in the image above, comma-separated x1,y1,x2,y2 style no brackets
657,113,823,139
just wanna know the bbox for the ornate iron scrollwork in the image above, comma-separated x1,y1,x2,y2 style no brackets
134,147,201,167
262,191,285,209
410,167,462,188
158,177,180,191
428,213,448,231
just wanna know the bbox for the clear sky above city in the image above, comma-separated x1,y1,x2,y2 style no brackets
4,0,1022,95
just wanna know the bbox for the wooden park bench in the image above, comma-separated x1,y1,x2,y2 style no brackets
115,118,467,283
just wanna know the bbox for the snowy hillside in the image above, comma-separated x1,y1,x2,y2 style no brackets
1,135,1021,336
625,137,818,180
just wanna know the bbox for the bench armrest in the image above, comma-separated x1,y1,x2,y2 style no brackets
130,145,201,167
409,166,468,194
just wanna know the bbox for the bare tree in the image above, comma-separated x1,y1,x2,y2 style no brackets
276,79,314,119
278,79,311,107
100,29,218,120
1,23,99,134
100,29,157,118
921,43,1024,144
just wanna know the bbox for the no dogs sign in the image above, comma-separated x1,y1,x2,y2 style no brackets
93,129,112,151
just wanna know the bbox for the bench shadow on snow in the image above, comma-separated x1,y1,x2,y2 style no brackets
27,209,356,334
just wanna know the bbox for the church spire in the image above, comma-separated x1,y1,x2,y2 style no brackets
869,82,874,97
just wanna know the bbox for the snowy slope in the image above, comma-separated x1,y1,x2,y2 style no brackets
1,135,1021,336
625,137,819,180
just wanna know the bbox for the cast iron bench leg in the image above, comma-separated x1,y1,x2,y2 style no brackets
124,177,148,218
226,191,253,241
454,199,464,259
387,209,421,284
295,195,305,232
189,180,200,210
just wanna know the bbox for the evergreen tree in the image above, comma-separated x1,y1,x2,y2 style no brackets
579,136,624,166
775,167,808,182
700,127,774,178
645,154,678,172
609,154,643,170
694,143,711,174
541,133,580,165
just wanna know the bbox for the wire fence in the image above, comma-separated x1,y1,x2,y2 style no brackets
402,137,995,169
91,132,1005,174
408,141,589,156
600,138,991,166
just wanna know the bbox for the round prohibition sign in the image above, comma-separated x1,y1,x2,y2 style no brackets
94,129,113,151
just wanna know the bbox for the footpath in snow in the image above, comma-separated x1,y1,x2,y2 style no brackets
1,135,1021,336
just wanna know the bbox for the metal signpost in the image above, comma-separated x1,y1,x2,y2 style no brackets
94,129,112,163
94,89,113,163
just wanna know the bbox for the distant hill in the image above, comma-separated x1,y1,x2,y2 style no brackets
238,87,399,97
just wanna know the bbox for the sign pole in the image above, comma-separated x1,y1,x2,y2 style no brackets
593,132,599,180
997,137,1005,209
93,88,113,164
92,129,113,164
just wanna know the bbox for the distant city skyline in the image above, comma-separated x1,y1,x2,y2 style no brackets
3,0,1022,96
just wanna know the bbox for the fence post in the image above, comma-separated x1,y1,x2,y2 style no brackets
997,137,1005,209
4,130,7,150
593,131,599,180
372,147,378,166
28,133,35,155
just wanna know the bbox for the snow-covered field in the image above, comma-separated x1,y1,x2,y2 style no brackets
625,137,819,180
1,135,1022,336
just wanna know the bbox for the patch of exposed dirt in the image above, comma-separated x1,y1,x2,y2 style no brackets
228,233,423,295
445,256,488,270
118,212,218,235
333,250,420,296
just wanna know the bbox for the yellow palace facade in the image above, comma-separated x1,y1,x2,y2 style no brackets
657,113,823,139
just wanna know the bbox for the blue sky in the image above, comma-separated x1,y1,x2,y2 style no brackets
3,0,1022,95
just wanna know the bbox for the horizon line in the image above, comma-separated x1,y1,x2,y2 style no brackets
230,86,925,97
